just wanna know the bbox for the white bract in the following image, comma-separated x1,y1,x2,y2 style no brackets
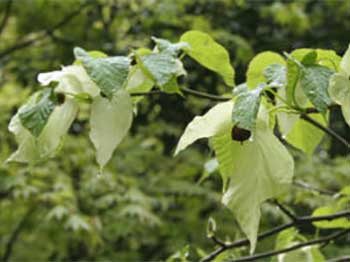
38,65,100,97
175,101,294,253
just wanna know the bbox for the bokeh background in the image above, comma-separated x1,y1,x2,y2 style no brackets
0,0,349,261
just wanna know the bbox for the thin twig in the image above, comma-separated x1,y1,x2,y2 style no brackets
210,236,226,247
227,229,350,262
201,211,350,262
300,113,350,150
130,87,231,101
2,206,36,262
180,86,231,101
272,200,298,221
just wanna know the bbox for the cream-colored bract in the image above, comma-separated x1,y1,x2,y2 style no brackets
174,101,234,156
175,101,294,253
89,89,133,170
38,65,100,98
212,118,294,254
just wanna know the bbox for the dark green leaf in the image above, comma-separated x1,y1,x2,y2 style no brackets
74,47,130,99
264,63,286,88
140,53,178,87
301,50,317,65
19,88,56,137
151,37,189,57
300,65,334,113
232,84,264,131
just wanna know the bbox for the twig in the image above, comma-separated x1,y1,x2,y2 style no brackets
272,200,298,221
0,1,92,60
130,90,164,96
180,86,231,101
300,113,350,150
0,0,12,37
201,210,350,262
130,87,231,101
2,206,35,262
210,236,226,247
293,180,336,196
227,229,350,262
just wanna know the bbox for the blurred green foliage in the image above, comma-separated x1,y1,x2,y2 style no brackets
0,0,349,261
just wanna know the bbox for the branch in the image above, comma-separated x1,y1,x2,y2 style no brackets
180,87,231,101
130,87,231,101
0,0,12,37
201,210,350,262
227,229,350,262
2,206,35,262
0,1,92,60
272,200,298,221
300,113,350,150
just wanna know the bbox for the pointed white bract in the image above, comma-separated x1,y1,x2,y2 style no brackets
89,89,133,170
174,101,233,156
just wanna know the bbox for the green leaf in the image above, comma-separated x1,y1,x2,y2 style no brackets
328,45,350,127
74,47,130,99
301,50,317,66
73,50,108,65
312,206,350,229
274,228,325,262
38,65,100,98
212,117,294,253
285,49,340,104
264,63,286,88
151,36,189,57
277,246,325,262
174,101,233,156
300,65,334,113
140,52,178,87
126,66,154,103
286,113,326,155
180,30,235,87
246,51,285,89
340,44,350,75
7,98,78,164
232,84,264,131
89,89,133,170
18,88,56,137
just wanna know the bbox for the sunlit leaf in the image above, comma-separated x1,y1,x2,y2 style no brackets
286,113,326,155
180,30,235,87
246,51,285,89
